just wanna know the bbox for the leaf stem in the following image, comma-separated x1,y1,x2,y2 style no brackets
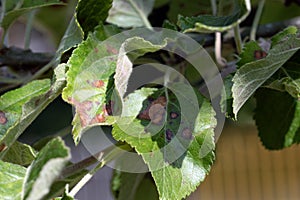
250,0,265,41
128,0,153,30
68,143,132,197
233,25,243,54
24,10,36,49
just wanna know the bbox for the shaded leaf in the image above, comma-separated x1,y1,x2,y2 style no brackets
23,137,71,200
54,16,84,64
112,171,159,200
254,88,300,149
0,160,26,200
232,28,300,117
0,0,65,31
0,64,67,158
266,77,300,98
220,74,234,119
2,141,36,167
106,0,154,28
76,0,113,35
177,0,251,33
112,84,216,200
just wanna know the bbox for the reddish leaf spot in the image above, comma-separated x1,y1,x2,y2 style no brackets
0,111,7,125
94,48,99,53
254,50,267,60
95,114,106,123
181,127,193,140
170,112,179,119
106,44,118,54
92,80,105,88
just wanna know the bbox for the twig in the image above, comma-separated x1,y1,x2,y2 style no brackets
0,46,53,68
233,25,243,54
24,10,37,50
250,0,265,41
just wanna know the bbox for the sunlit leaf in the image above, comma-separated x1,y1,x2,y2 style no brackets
0,64,66,158
62,30,166,144
23,137,70,200
0,160,26,200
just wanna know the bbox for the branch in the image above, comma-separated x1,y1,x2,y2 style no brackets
0,46,53,68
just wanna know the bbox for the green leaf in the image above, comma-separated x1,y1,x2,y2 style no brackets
177,0,251,33
237,40,263,68
112,84,216,200
23,137,71,200
271,26,298,47
54,16,84,63
2,141,36,167
114,37,167,98
76,0,112,35
62,31,166,144
232,29,300,117
0,160,26,200
254,88,300,149
220,74,234,119
0,64,67,158
0,0,65,31
266,77,300,98
112,171,159,200
106,0,154,28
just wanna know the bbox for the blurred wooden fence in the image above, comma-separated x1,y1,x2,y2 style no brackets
188,126,300,200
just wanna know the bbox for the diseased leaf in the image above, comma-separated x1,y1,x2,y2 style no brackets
237,40,263,68
112,83,216,200
23,137,71,200
177,0,251,33
0,64,67,158
254,88,300,149
0,0,65,31
0,160,26,200
106,0,154,28
115,37,167,98
2,141,36,167
62,30,166,144
76,0,112,35
232,28,300,117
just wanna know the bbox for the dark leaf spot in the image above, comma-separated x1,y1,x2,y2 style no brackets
0,111,7,124
92,80,105,88
254,50,267,60
166,129,173,141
